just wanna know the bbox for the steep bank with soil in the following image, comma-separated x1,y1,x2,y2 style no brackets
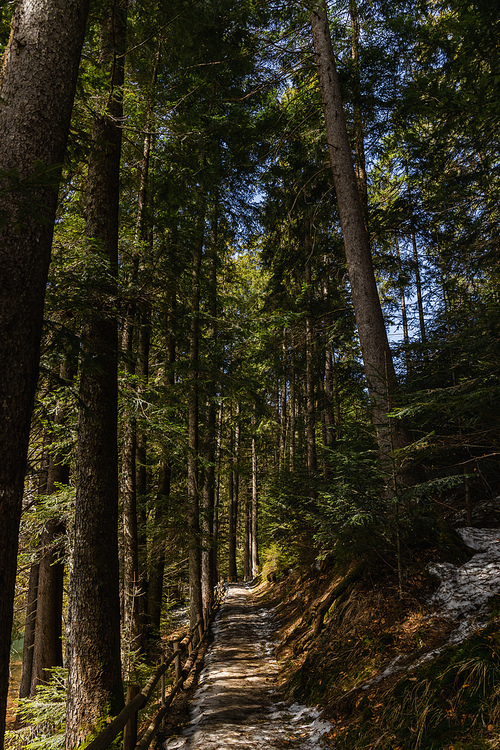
269,527,500,750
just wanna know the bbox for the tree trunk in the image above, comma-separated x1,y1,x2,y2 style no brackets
30,519,64,693
251,411,259,576
395,235,411,375
65,3,127,745
304,251,317,475
310,2,411,485
187,226,204,634
405,163,427,348
30,359,73,694
121,319,141,667
244,491,252,581
289,335,296,473
227,428,237,582
279,330,287,471
147,300,176,655
17,561,39,703
349,0,368,230
0,2,88,742
202,228,218,614
147,460,171,655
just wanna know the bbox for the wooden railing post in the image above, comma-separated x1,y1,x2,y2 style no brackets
173,641,181,683
198,616,204,643
160,653,165,729
123,684,140,750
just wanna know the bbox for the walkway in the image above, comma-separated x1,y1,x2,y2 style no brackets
163,582,332,750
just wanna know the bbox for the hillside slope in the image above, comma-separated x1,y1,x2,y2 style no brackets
266,525,500,750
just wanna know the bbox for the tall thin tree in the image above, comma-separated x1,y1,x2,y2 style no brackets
65,2,127,745
0,1,89,744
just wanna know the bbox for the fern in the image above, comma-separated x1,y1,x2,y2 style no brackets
5,668,66,750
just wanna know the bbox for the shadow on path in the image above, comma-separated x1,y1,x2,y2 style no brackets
162,583,332,750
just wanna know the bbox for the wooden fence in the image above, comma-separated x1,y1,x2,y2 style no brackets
84,582,225,750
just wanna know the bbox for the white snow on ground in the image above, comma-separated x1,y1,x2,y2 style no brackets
163,583,332,750
354,527,500,691
164,528,500,746
429,527,500,617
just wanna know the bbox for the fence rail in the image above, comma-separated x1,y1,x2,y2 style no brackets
84,582,225,750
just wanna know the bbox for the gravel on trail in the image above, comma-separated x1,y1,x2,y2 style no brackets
162,582,333,750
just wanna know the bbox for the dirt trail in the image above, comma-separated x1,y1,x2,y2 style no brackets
163,582,332,750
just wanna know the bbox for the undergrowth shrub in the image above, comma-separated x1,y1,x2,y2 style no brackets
332,619,500,750
5,668,66,750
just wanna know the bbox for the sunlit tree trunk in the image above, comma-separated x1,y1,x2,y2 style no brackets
0,2,88,741
243,485,252,581
65,3,127,745
251,410,259,576
310,1,413,487
228,423,237,582
121,319,140,666
395,235,411,375
349,0,368,230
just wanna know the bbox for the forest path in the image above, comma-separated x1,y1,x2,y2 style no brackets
163,582,332,750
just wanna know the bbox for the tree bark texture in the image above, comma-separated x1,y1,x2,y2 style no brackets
147,460,170,655
227,431,237,582
0,2,88,743
201,232,218,613
349,0,368,230
310,1,410,480
188,230,203,634
251,412,259,576
17,561,39,703
121,320,141,662
30,520,64,695
65,3,127,746
304,251,317,474
30,362,73,695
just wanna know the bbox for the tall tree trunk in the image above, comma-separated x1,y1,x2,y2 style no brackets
310,2,412,486
147,299,176,655
395,235,411,375
227,425,237,582
121,320,140,667
16,445,49,707
187,225,203,634
147,460,171,655
304,251,317,474
202,224,218,614
279,330,287,471
349,0,368,230
17,561,39,704
65,3,127,745
289,335,296,473
30,519,64,694
251,411,259,576
0,2,88,742
244,490,252,581
30,390,70,694
121,55,158,658
405,163,427,348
